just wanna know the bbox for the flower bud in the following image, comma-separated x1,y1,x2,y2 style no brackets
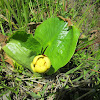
31,55,51,73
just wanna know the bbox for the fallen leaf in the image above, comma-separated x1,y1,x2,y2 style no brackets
0,33,8,50
0,53,14,68
0,33,14,68
33,83,43,93
4,54,14,68
0,33,7,42
88,30,100,41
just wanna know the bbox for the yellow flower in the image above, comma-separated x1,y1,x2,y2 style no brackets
31,55,51,73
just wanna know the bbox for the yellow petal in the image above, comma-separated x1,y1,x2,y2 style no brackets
35,65,47,73
31,63,36,72
33,55,44,64
31,55,51,73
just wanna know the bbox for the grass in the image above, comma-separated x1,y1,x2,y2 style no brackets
0,0,100,99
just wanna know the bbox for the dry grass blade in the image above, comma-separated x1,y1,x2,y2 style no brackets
0,14,18,29
90,69,100,73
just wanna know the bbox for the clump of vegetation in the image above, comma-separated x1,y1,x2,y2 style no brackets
0,0,100,100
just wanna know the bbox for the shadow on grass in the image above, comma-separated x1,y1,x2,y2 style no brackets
55,83,100,100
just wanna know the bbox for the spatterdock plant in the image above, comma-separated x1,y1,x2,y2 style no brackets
3,17,80,75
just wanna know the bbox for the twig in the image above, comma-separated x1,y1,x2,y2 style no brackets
90,69,100,73
75,41,100,52
29,80,46,84
64,75,69,86
21,77,42,80
21,78,46,84
56,75,62,88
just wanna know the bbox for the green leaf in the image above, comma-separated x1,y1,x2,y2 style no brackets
0,86,3,89
3,31,42,72
34,17,80,75
8,31,41,53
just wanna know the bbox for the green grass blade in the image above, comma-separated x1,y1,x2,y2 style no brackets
4,0,20,27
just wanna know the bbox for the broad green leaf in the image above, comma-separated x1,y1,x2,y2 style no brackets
8,31,41,54
34,17,80,75
3,31,42,72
